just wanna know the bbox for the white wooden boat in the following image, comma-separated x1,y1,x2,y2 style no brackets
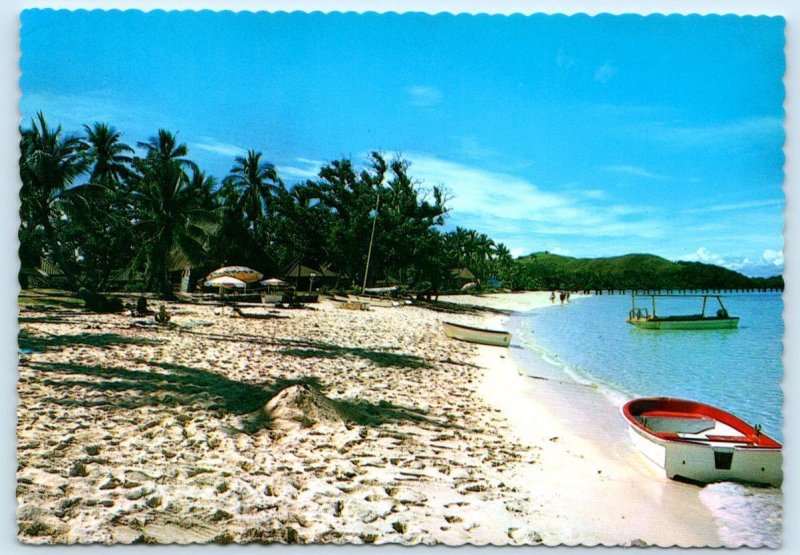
621,397,782,487
442,321,512,347
348,294,398,307
627,294,739,330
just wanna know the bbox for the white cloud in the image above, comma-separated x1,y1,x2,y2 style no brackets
278,165,319,181
580,189,607,200
643,116,783,148
456,136,498,161
402,153,663,240
21,91,163,135
681,198,783,215
761,249,784,266
602,165,666,180
194,140,247,158
295,157,325,166
679,247,732,266
594,62,617,84
510,246,527,258
276,157,325,182
677,247,784,277
405,86,443,107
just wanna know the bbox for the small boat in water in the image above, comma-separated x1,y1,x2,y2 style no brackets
621,397,782,487
442,321,512,347
627,294,739,330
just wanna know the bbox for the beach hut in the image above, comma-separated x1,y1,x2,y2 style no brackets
449,267,476,290
283,263,339,291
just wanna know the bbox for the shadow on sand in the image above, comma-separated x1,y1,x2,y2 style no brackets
176,329,433,370
18,330,162,353
26,360,445,430
282,341,433,370
412,299,510,316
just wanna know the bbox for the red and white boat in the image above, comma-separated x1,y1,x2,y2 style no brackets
621,397,782,487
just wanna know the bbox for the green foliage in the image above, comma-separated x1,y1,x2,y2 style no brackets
128,130,217,297
19,112,89,286
515,252,780,291
18,114,781,296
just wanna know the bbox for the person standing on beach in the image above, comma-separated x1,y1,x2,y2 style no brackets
559,291,566,304
550,291,556,303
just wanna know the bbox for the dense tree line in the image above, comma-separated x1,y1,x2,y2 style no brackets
513,253,783,292
19,114,782,298
19,114,517,297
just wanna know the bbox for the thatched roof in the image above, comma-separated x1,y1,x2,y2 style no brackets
283,264,339,278
450,267,476,280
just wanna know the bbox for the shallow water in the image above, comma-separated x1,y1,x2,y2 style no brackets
506,292,783,547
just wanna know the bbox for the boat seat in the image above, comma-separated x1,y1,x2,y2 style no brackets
641,410,707,419
704,435,753,443
639,412,716,434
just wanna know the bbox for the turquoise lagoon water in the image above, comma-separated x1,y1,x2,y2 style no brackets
505,292,783,547
509,292,784,441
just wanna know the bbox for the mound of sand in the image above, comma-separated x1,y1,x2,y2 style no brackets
265,384,345,431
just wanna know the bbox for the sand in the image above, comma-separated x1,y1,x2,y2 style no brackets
16,292,724,546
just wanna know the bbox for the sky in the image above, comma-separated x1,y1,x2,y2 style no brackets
19,10,786,277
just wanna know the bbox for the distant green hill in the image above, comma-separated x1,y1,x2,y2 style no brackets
513,252,783,291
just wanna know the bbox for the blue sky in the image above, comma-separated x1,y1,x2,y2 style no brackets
20,10,786,277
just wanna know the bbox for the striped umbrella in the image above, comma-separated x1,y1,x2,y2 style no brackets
204,276,246,288
205,266,263,284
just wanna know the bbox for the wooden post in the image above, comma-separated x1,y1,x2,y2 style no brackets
361,188,381,293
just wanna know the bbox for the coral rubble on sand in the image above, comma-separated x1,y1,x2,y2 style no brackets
17,300,543,545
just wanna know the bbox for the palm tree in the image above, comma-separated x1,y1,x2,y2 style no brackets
129,131,216,297
81,122,133,186
137,129,197,170
490,242,514,285
19,112,88,285
223,150,282,232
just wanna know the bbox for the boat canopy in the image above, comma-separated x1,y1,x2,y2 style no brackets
630,293,730,319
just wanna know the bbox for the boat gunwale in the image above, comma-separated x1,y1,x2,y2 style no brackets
442,321,510,336
621,397,781,450
632,315,740,322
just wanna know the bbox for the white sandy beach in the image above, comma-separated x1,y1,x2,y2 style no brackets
446,292,723,546
16,291,724,546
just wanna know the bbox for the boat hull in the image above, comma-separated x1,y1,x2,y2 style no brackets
628,317,739,330
622,398,782,487
442,321,512,347
348,295,398,307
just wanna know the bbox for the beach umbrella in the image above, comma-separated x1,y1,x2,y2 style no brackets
204,276,246,310
204,276,246,288
206,266,263,284
261,278,287,286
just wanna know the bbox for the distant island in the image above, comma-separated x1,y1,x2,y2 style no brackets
511,252,783,292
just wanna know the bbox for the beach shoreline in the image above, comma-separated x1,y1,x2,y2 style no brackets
17,290,727,546
464,294,723,546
